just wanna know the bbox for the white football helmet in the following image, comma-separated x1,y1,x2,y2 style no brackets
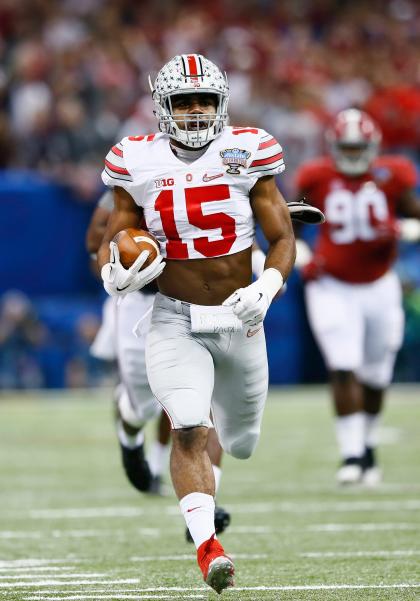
326,109,381,175
149,54,229,148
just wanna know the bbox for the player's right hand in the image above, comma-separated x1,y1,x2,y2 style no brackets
101,241,165,296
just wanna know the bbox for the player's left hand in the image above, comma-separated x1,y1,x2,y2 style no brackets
223,268,283,326
223,282,270,326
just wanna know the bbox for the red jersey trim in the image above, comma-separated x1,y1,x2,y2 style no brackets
111,146,123,157
257,138,277,151
250,152,284,167
104,159,129,175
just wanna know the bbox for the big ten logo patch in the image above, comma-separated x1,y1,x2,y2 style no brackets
154,178,175,188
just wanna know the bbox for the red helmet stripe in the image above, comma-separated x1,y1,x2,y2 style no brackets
187,54,198,76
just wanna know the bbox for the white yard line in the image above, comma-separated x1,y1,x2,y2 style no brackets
206,499,420,514
0,559,78,568
301,550,420,558
130,553,268,562
0,528,160,540
0,573,105,580
25,499,420,520
0,532,42,539
29,507,144,519
0,567,74,573
25,596,206,600
0,579,139,588
20,584,420,596
309,523,420,532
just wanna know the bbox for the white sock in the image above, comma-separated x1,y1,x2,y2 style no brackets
116,419,144,449
147,441,170,477
212,465,222,493
364,412,380,448
180,492,215,549
335,412,365,459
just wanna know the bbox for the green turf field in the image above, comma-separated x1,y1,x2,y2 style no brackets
0,385,419,601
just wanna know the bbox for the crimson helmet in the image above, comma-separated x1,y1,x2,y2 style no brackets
326,109,381,175
149,54,229,148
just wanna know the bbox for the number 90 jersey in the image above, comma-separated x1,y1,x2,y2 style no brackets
295,155,417,283
102,127,284,260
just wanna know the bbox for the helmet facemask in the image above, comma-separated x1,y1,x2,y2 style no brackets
150,54,229,148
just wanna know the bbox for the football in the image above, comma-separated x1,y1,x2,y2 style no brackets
112,228,160,269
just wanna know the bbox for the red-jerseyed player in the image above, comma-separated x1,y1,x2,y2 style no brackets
295,108,420,486
96,53,299,594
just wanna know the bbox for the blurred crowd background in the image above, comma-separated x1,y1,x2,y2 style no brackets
0,0,419,389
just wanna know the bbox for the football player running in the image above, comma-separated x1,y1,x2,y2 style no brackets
97,53,301,593
87,189,241,533
295,109,420,486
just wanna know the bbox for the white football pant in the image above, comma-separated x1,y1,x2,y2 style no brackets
305,271,404,388
116,291,161,427
145,293,269,459
90,296,117,361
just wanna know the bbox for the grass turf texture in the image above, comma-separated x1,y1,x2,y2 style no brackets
0,385,419,601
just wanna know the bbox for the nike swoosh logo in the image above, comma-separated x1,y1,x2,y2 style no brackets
257,293,263,302
247,326,262,337
187,506,203,513
203,173,224,182
116,284,131,291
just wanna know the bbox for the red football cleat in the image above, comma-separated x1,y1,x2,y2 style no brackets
197,534,234,594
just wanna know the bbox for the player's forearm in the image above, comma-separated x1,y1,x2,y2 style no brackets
264,235,296,282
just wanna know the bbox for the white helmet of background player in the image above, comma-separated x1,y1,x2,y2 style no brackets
149,54,229,148
326,108,381,176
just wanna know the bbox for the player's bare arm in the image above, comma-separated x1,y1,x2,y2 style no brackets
86,205,111,278
97,186,143,269
250,175,296,278
97,187,165,297
86,206,111,256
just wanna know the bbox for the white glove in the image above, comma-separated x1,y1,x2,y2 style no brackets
399,219,420,242
222,268,283,326
101,241,165,297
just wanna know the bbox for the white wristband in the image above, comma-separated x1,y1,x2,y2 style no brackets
258,268,284,302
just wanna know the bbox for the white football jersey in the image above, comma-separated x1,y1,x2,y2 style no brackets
102,126,285,260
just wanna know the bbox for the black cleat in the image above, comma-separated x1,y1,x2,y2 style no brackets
148,475,164,496
361,446,382,486
362,446,375,470
186,505,231,543
215,505,231,535
120,443,152,492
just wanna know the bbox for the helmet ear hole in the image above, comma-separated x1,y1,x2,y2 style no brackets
151,54,229,148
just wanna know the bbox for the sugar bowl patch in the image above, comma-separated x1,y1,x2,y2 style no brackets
220,148,251,174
